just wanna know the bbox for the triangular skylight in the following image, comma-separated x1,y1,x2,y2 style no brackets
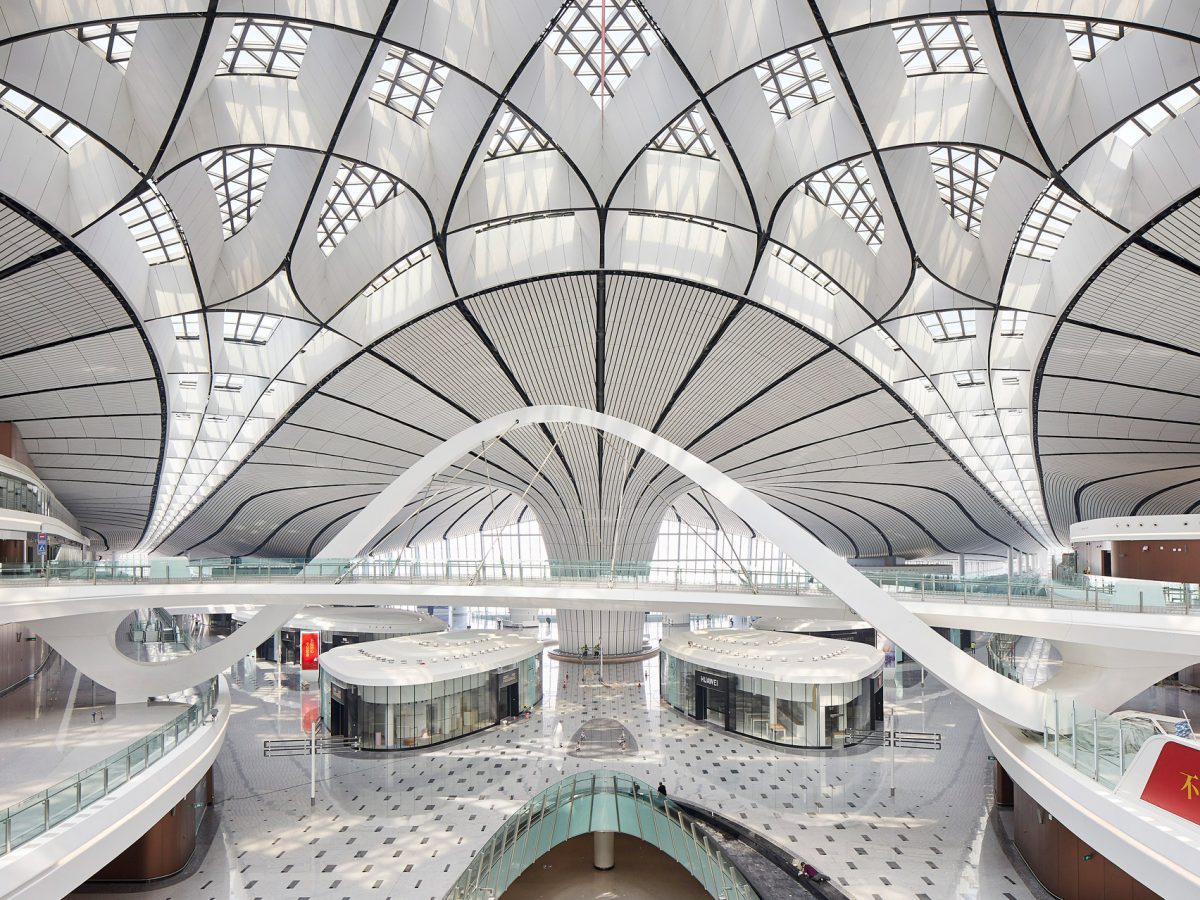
1064,20,1124,67
76,22,138,70
893,17,985,76
119,182,187,265
801,161,885,250
202,146,276,238
370,47,448,126
219,19,311,77
756,46,832,123
488,106,552,158
649,105,716,158
550,0,659,106
929,146,1000,235
317,162,402,253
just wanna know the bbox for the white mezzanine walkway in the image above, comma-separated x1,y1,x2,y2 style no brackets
72,652,1049,900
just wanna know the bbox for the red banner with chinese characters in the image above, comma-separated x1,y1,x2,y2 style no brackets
300,631,320,671
1139,740,1200,825
301,690,319,733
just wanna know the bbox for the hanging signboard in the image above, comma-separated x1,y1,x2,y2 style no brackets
300,631,320,670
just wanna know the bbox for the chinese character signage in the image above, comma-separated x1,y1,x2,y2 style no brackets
300,631,320,670
1139,740,1200,825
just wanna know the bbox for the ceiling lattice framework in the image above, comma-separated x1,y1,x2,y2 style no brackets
0,2,1196,557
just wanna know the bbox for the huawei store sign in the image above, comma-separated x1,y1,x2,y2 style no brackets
300,631,320,671
1140,741,1200,825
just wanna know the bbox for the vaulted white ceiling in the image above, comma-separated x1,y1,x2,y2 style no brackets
0,2,1197,559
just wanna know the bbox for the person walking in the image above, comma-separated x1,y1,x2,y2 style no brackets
657,780,667,797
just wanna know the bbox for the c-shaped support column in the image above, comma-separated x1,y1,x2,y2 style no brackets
322,405,1048,729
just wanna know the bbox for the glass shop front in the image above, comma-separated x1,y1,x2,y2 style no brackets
660,651,882,748
321,652,542,750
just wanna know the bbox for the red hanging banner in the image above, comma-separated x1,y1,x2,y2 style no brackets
1139,740,1200,826
300,631,320,671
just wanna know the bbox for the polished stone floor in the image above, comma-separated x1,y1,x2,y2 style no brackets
71,641,1050,900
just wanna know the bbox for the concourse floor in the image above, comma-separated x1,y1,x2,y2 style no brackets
71,650,1048,900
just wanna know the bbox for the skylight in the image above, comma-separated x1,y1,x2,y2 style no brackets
118,183,187,265
317,162,402,253
223,311,281,345
1064,20,1124,67
801,161,885,250
772,246,840,294
487,106,552,158
360,246,433,299
873,326,900,351
650,104,716,158
893,17,985,76
370,47,448,126
919,309,976,342
219,19,311,77
172,313,201,340
756,46,832,123
76,22,138,70
550,0,659,106
212,373,245,393
1113,80,1200,146
202,147,276,238
929,146,1000,235
0,84,85,150
998,309,1028,337
953,369,987,387
1015,185,1081,261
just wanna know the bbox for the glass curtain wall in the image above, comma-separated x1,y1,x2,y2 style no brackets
651,512,809,588
321,654,544,750
382,519,548,578
659,652,880,748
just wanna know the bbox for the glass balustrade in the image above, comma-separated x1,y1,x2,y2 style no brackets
0,677,219,857
442,770,759,900
0,558,1195,618
1040,693,1158,789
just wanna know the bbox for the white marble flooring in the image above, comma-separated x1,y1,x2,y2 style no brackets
70,644,1047,900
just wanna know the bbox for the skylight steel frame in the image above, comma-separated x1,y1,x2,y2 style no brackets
550,0,659,106
223,311,281,345
0,84,85,150
771,245,840,294
929,146,1000,235
1064,20,1124,66
118,184,187,265
76,22,138,70
317,162,403,253
998,309,1028,337
1015,185,1081,261
219,19,311,77
202,146,276,238
953,369,987,387
801,161,885,250
212,373,245,393
756,46,833,123
649,104,716,158
1113,80,1200,146
488,106,552,158
919,309,976,342
893,16,985,76
370,47,448,126
172,313,201,341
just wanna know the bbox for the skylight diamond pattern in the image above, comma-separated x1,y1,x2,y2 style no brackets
318,162,402,253
370,47,448,126
650,105,716,158
929,146,1000,235
551,0,659,106
119,183,186,265
893,17,985,76
801,161,885,250
202,147,276,238
487,106,552,158
1015,185,1081,261
219,19,310,77
77,22,138,70
0,84,85,150
756,46,832,123
1064,20,1124,66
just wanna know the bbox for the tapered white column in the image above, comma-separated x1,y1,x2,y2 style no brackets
593,831,615,870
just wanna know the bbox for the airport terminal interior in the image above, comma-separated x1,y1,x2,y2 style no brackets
3,2,1200,898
